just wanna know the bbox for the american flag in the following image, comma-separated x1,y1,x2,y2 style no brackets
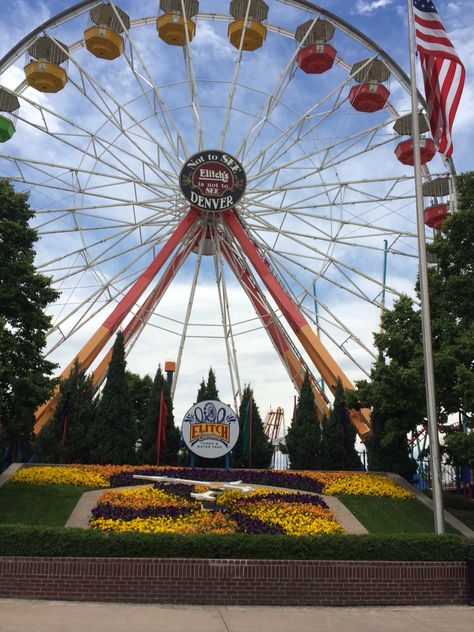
412,0,465,157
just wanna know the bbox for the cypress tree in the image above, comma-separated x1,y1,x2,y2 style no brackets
285,372,321,470
196,378,207,403
35,360,96,463
320,378,361,470
126,371,153,440
233,385,273,469
137,367,180,465
205,368,219,400
88,332,136,464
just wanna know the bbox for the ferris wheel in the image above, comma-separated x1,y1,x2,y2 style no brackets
0,0,456,438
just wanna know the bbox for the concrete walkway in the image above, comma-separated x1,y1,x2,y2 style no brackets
0,600,472,632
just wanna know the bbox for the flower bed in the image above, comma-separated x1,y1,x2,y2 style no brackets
89,485,343,536
10,465,414,499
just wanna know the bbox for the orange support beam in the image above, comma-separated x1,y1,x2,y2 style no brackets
222,209,371,439
34,208,200,432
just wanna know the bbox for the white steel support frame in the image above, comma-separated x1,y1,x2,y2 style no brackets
0,0,457,432
212,228,243,412
170,225,207,400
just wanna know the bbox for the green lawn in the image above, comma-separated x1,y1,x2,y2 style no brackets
337,494,460,534
0,482,470,534
0,483,90,527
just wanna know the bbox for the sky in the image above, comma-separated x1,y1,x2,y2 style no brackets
0,0,472,431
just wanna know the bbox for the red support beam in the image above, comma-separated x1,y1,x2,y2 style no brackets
222,209,371,438
91,229,200,390
34,208,200,432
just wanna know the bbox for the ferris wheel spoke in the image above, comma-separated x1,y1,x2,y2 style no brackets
261,247,376,363
246,210,406,302
45,221,178,286
107,2,190,161
172,230,207,399
214,233,242,410
247,117,393,188
223,3,304,155
178,1,205,151
12,98,162,190
242,55,378,175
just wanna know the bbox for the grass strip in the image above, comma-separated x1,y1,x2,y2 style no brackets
338,494,460,534
0,483,90,527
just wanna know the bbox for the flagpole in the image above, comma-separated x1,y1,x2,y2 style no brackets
407,0,445,534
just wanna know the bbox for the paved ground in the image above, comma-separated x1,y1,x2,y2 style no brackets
1,600,473,632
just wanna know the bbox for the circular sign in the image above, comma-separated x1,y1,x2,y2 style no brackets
181,400,239,459
179,150,246,212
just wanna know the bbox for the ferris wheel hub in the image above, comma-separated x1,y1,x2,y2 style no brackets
179,150,246,213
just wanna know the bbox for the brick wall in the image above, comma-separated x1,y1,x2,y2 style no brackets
0,557,469,605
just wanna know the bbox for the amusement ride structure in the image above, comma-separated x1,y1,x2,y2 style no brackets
0,0,456,441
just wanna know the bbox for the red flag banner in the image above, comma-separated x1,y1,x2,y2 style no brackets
413,0,465,157
155,391,168,465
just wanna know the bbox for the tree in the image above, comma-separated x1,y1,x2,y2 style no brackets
35,360,96,463
196,378,207,403
88,332,136,464
444,430,474,469
285,371,321,470
0,179,59,461
426,171,474,420
137,367,180,465
233,385,273,469
351,299,424,480
320,379,360,470
126,371,153,440
352,172,474,479
196,368,219,402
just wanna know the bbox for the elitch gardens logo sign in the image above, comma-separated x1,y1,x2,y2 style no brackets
182,400,239,459
179,150,246,212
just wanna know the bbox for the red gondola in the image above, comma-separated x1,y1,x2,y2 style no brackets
424,203,449,230
395,137,436,166
295,19,336,75
297,43,336,74
348,82,389,112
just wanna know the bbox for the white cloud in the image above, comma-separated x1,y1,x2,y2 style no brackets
354,0,394,15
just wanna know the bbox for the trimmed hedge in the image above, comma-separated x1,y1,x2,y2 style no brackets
0,525,468,560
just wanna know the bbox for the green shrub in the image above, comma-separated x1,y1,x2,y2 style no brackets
0,525,468,561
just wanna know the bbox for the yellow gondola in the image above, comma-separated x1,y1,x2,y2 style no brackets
84,4,130,60
24,36,68,93
156,0,199,46
228,0,268,51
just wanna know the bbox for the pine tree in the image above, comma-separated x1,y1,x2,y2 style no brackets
0,179,59,461
285,372,321,470
233,385,273,469
35,360,96,463
320,379,360,470
196,368,219,402
137,367,180,465
196,378,207,403
126,372,153,440
88,332,136,464
205,368,219,400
